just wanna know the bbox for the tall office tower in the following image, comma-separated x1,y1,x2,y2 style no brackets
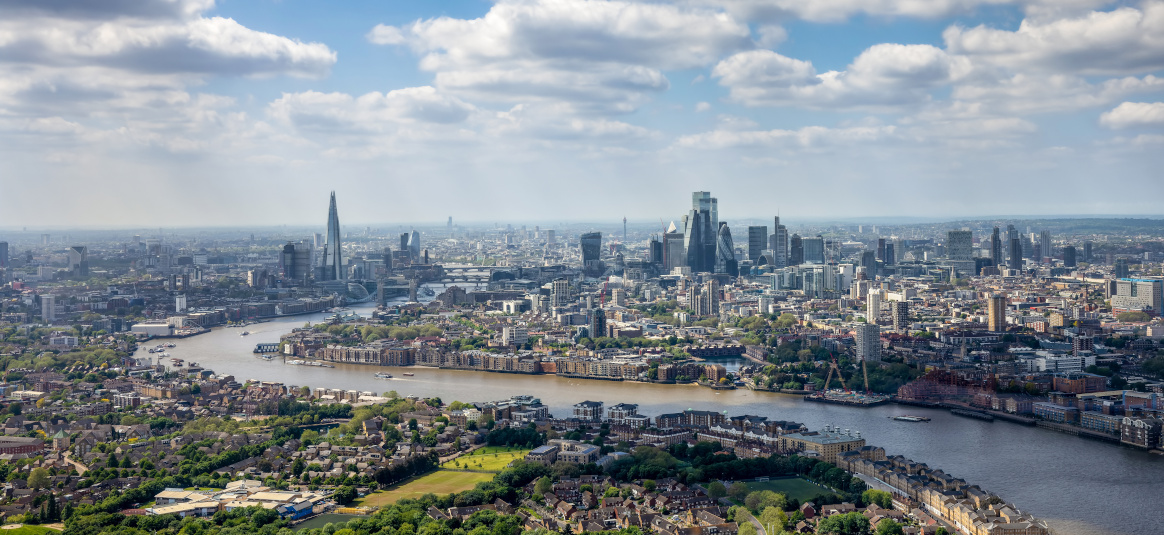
551,278,571,307
1007,238,1022,270
68,246,88,277
648,236,663,265
663,226,685,272
946,230,973,261
623,217,627,243
854,323,882,363
884,243,895,266
692,191,718,230
41,234,50,246
546,230,556,244
281,242,312,284
702,279,720,316
867,289,882,320
789,234,804,265
40,294,55,322
175,295,187,313
0,241,7,268
1025,233,1038,261
890,301,910,332
1114,258,1129,279
319,191,344,281
860,250,877,275
772,217,789,267
988,294,1007,332
714,223,738,276
1083,241,1093,262
408,230,421,261
802,236,825,264
589,309,607,339
580,232,603,277
1062,246,1077,268
990,227,1003,266
877,238,886,262
684,192,718,271
683,212,707,272
1040,230,1052,263
447,216,453,229
747,226,767,262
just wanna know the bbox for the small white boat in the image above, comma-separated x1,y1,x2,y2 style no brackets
240,331,250,336
374,372,393,379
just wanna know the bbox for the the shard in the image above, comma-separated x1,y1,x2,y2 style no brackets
320,191,344,281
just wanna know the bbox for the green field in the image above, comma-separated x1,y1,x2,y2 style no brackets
294,514,362,532
0,526,62,535
440,447,529,472
355,470,494,507
744,478,834,502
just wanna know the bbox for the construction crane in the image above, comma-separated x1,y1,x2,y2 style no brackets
823,353,848,392
861,357,871,395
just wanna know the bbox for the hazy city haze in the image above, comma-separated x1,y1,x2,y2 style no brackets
1,0,1163,227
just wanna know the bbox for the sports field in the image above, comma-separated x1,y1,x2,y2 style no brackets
0,527,61,535
744,478,834,502
440,446,529,472
355,470,494,507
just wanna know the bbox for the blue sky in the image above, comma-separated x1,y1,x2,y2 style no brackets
1,0,1162,228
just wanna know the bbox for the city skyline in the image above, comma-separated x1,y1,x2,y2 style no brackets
2,0,1163,227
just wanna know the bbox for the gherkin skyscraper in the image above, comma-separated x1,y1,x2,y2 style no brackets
321,191,344,281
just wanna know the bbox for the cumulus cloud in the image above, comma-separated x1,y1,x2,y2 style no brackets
268,87,477,131
369,0,751,112
952,74,1164,113
673,124,897,150
1100,101,1164,128
712,44,969,109
693,0,1114,23
944,2,1164,75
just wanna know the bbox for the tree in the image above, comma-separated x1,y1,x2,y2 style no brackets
875,521,904,535
738,523,758,535
745,490,787,514
534,476,553,495
729,482,750,502
28,467,49,489
817,512,872,535
935,528,950,535
759,506,788,530
707,481,727,499
643,480,656,493
862,489,893,509
332,485,357,505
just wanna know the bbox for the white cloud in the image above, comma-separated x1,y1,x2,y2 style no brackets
696,0,1113,24
944,2,1164,76
695,101,711,112
951,73,1164,113
370,0,752,112
712,44,969,109
268,87,477,131
1100,101,1164,128
673,124,897,150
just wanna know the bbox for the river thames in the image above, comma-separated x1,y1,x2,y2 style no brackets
153,298,1161,535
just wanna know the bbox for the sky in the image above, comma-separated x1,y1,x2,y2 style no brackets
1,0,1163,228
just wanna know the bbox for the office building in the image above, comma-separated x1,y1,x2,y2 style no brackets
789,234,804,265
281,242,312,284
68,245,89,277
683,192,718,272
946,230,973,261
551,278,571,307
867,289,882,321
714,223,738,276
884,243,895,266
801,236,824,264
319,191,344,281
988,294,1007,332
40,294,55,323
1083,241,1093,262
1063,246,1077,268
648,236,663,266
771,217,788,267
408,230,421,262
1007,237,1023,271
663,228,685,272
890,301,910,332
1114,259,1130,279
1040,230,1052,263
1112,279,1164,315
0,241,7,268
747,226,767,262
580,232,603,277
854,323,881,363
990,227,1003,266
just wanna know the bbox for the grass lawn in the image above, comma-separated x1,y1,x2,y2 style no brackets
441,448,529,472
0,526,62,535
355,470,494,507
744,478,834,503
294,514,362,532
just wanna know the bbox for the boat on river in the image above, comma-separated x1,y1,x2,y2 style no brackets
374,372,393,379
402,372,415,376
892,415,931,422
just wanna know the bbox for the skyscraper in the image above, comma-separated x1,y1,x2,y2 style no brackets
320,191,344,281
946,230,973,261
877,238,886,262
801,236,825,264
988,294,1007,332
1083,241,1093,262
1040,230,1052,263
1063,245,1077,268
0,241,8,268
580,232,603,277
867,289,882,321
715,223,738,276
771,217,788,267
281,242,312,284
990,227,1003,266
884,243,895,266
789,234,804,265
684,192,717,272
68,246,88,277
855,323,881,363
663,226,685,273
890,301,910,332
408,230,421,261
747,226,767,262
